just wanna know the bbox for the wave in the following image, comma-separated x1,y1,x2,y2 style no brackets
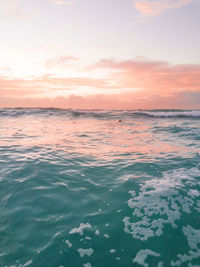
0,108,200,119
131,110,200,118
0,108,120,120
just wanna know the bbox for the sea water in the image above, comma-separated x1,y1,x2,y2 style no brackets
0,108,200,267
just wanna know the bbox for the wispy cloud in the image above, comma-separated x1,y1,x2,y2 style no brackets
134,0,194,16
52,0,72,6
46,56,79,69
0,0,28,20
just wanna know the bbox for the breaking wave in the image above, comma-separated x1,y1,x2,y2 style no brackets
0,108,200,119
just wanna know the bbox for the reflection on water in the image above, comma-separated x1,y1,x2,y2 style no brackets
0,115,198,159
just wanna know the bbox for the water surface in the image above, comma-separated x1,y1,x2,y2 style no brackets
0,108,200,266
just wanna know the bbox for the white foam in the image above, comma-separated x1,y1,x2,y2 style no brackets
110,249,116,253
70,223,91,236
95,230,100,235
129,190,136,197
171,225,200,266
20,260,33,267
171,250,200,266
22,260,33,267
133,249,160,267
104,234,110,238
65,240,72,248
77,248,94,257
123,168,200,241
140,110,200,118
195,200,200,212
188,189,200,198
118,174,135,181
83,263,92,267
85,236,91,240
183,225,200,250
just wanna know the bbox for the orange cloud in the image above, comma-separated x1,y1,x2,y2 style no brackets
38,75,115,90
92,59,200,96
134,0,194,16
0,76,44,97
1,58,200,109
0,74,115,98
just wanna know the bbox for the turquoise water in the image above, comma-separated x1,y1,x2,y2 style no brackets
0,108,200,267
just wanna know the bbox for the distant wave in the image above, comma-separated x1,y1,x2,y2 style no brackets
131,110,200,118
0,108,200,119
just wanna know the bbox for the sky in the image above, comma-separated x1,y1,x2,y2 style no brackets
0,0,200,109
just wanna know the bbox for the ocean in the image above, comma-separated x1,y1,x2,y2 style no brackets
0,108,200,267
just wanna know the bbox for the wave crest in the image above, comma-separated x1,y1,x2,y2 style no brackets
0,108,200,119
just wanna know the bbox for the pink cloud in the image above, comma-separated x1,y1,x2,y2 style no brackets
1,90,200,109
39,75,115,89
0,74,116,98
92,59,200,96
1,58,200,109
46,56,79,69
134,0,194,16
0,76,44,97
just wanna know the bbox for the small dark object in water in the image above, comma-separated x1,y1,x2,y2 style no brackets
118,119,122,122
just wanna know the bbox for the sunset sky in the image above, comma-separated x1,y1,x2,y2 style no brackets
0,0,200,109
